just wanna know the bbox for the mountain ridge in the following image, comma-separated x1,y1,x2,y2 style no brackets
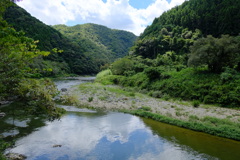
53,23,137,66
4,5,136,75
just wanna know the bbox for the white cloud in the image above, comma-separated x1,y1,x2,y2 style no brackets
17,0,185,35
9,112,146,159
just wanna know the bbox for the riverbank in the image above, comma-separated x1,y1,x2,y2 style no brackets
65,82,240,141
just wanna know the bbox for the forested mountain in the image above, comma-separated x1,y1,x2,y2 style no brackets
98,0,240,108
53,24,136,69
131,0,240,59
141,0,240,38
4,5,136,75
4,6,99,75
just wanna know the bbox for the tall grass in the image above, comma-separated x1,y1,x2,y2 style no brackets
122,109,240,141
96,69,112,79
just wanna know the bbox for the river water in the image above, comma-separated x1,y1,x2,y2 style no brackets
1,78,240,160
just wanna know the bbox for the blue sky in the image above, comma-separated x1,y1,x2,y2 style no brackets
18,0,185,35
129,0,172,9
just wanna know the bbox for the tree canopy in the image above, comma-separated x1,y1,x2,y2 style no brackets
188,35,240,73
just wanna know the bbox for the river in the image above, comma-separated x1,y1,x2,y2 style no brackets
0,77,240,160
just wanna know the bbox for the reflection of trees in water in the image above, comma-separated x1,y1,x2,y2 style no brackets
141,117,240,160
73,110,107,118
0,102,47,142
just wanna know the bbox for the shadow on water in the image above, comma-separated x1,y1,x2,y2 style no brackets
141,117,240,160
0,102,47,142
1,77,96,143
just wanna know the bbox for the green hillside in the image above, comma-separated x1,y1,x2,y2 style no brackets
131,0,240,59
4,5,99,75
53,24,136,68
97,0,240,108
142,0,240,38
4,6,136,75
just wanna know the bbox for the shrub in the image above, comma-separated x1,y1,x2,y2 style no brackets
111,58,134,75
88,97,93,102
96,69,112,80
192,100,200,107
220,67,238,83
151,91,163,98
203,95,214,104
144,67,161,80
140,106,152,112
139,89,148,94
17,78,64,119
129,92,135,97
59,94,78,105
162,94,171,101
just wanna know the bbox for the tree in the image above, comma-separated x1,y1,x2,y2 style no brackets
0,0,65,119
188,35,240,73
111,58,134,75
0,20,51,97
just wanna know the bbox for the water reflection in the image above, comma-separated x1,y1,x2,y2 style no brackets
5,110,221,160
143,118,240,160
2,78,240,159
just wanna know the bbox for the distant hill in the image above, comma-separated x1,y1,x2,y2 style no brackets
4,5,136,75
53,24,137,67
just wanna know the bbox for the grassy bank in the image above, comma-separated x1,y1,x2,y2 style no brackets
122,109,240,141
66,81,240,141
95,65,240,108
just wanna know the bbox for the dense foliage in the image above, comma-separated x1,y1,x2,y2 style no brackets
97,0,240,108
142,0,240,38
131,26,202,58
0,0,64,117
188,35,240,73
53,24,136,69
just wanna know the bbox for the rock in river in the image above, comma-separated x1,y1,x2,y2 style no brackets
5,153,27,160
61,88,67,92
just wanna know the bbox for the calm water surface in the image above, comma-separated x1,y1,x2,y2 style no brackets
1,78,240,160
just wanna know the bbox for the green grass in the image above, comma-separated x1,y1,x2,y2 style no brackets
106,87,135,97
96,69,112,79
99,96,108,101
140,106,152,112
122,109,240,141
97,67,240,108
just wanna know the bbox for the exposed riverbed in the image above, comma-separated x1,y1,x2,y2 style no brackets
1,77,240,160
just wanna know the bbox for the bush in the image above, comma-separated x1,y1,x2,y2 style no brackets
59,94,78,105
88,97,93,102
144,67,161,80
140,106,152,112
192,100,200,107
96,69,112,80
17,78,65,119
220,67,239,83
111,58,134,75
151,91,163,98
